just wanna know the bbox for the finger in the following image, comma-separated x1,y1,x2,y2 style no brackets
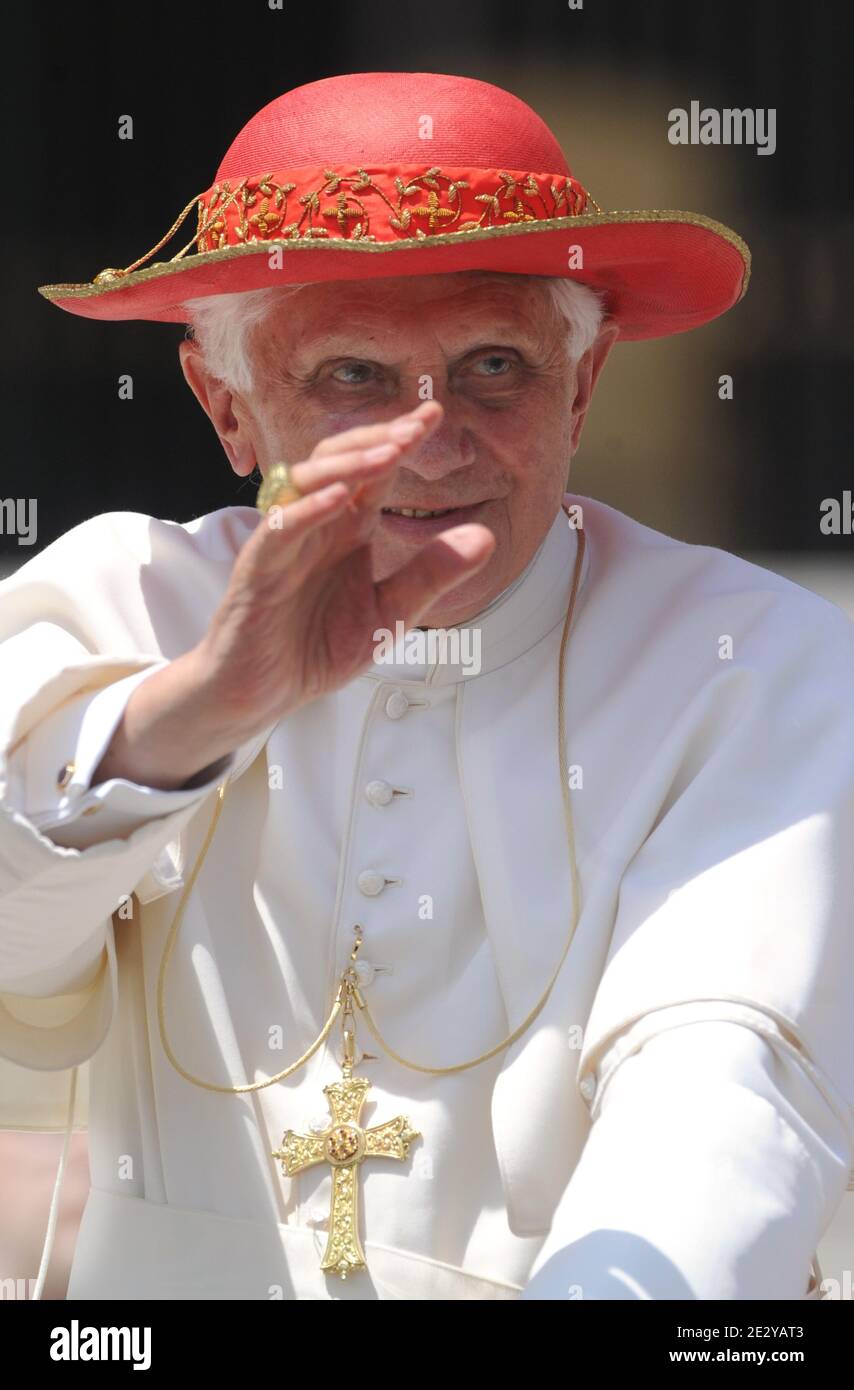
249,481,353,568
249,400,446,574
292,403,442,534
374,523,497,627
309,399,443,460
284,441,404,496
339,413,444,518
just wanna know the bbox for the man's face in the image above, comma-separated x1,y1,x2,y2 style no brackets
185,272,614,626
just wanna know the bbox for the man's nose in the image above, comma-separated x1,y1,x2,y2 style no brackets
400,400,477,479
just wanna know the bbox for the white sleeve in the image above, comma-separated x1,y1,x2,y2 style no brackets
13,661,235,851
521,1008,854,1300
0,663,240,1070
0,512,255,1073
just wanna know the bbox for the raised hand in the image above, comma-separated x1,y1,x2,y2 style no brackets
93,400,495,790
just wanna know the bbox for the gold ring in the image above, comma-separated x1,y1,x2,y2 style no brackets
256,462,303,515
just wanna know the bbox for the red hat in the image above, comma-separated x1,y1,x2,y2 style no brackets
37,71,750,340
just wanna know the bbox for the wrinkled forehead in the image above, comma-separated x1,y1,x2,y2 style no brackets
263,271,556,357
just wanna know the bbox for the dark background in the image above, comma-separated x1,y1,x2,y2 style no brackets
2,0,852,564
0,0,852,1300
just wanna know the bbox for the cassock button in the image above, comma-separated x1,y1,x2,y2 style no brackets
579,1074,597,1103
384,690,410,720
357,869,386,897
353,959,376,986
365,779,395,806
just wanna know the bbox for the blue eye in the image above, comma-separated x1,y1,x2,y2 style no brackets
331,362,376,384
474,355,513,375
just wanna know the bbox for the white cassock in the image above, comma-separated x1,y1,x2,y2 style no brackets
0,495,852,1301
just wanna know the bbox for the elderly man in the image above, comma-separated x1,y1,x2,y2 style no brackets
1,71,853,1302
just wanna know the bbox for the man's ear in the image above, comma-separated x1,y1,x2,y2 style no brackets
178,338,257,478
569,320,619,455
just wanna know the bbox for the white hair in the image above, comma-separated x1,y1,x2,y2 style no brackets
183,273,606,395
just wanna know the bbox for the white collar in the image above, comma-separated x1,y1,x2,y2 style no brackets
360,497,590,687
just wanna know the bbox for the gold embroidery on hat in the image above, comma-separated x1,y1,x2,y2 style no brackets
87,166,600,284
45,199,749,313
193,165,592,255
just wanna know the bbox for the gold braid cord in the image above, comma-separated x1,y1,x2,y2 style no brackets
91,162,603,283
152,523,821,1295
156,525,587,1092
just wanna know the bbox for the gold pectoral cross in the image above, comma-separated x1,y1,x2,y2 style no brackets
272,953,420,1279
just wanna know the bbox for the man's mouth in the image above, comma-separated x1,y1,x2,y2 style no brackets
381,506,459,518
378,501,486,536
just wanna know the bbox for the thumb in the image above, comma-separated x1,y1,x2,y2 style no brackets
374,524,496,629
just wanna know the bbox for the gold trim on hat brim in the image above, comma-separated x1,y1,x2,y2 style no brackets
37,208,751,306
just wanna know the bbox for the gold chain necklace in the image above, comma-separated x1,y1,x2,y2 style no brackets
155,521,586,1279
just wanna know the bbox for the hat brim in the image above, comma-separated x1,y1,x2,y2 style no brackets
38,210,749,341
